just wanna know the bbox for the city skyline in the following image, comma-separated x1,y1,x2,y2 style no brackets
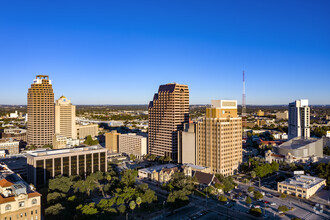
1,1,330,105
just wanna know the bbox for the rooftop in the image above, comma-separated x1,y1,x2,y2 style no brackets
139,164,177,174
277,137,320,150
280,175,325,189
182,163,208,170
26,145,105,157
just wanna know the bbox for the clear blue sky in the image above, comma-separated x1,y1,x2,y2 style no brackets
0,0,329,105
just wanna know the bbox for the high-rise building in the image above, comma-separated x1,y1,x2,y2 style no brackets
178,122,196,164
27,75,54,147
288,99,310,139
55,96,76,139
118,133,147,159
148,83,189,161
105,130,121,153
196,100,242,176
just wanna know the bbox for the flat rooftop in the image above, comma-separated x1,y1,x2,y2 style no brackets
26,145,105,157
277,137,319,150
183,163,208,170
139,164,177,174
280,175,325,189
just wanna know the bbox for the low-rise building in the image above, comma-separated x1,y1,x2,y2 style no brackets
0,164,41,220
182,163,211,177
118,133,147,159
138,164,178,183
26,145,107,187
257,110,264,117
76,124,98,139
0,139,20,155
0,128,27,142
53,134,80,149
277,175,326,199
193,171,221,189
276,111,289,120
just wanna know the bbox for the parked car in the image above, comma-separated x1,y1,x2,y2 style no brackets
270,202,276,206
264,201,270,204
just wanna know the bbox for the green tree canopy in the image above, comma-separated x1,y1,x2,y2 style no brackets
218,195,227,202
246,196,252,204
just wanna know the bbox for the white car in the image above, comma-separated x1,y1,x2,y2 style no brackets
270,202,276,206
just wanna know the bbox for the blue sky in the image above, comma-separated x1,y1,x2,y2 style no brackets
0,0,329,105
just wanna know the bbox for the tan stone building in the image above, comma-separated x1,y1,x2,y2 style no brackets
105,131,121,153
118,133,147,158
76,124,98,139
26,145,107,187
27,75,55,147
0,139,20,155
257,110,265,116
138,164,178,184
55,96,76,139
178,122,197,164
148,83,189,161
196,100,242,176
277,175,326,199
0,164,41,220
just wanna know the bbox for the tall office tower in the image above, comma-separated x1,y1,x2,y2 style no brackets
196,100,242,176
55,96,77,139
148,83,189,161
27,75,55,147
105,130,121,153
288,99,310,139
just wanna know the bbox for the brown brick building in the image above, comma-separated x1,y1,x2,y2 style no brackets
27,75,55,147
148,83,189,161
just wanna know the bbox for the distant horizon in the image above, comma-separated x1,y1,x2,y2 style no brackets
1,103,330,107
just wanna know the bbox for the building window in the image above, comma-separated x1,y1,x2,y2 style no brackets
32,199,37,205
5,204,11,210
19,201,25,207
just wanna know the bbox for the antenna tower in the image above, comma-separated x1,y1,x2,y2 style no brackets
242,70,246,117
242,71,247,131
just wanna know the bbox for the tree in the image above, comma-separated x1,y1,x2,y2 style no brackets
141,189,157,204
280,193,287,199
218,195,227,202
47,192,66,205
248,186,254,192
129,200,136,213
136,197,142,208
246,196,252,204
120,169,138,187
250,171,256,179
84,135,99,146
76,203,98,216
278,205,289,213
164,156,172,162
45,203,65,216
117,204,126,214
129,154,136,161
249,207,262,217
254,190,264,200
48,176,73,193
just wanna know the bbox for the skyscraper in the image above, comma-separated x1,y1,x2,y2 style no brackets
148,83,189,161
55,96,76,139
196,100,242,175
288,99,310,139
27,75,55,147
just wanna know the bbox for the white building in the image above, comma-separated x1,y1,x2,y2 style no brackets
288,99,310,139
118,133,147,158
9,111,19,118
